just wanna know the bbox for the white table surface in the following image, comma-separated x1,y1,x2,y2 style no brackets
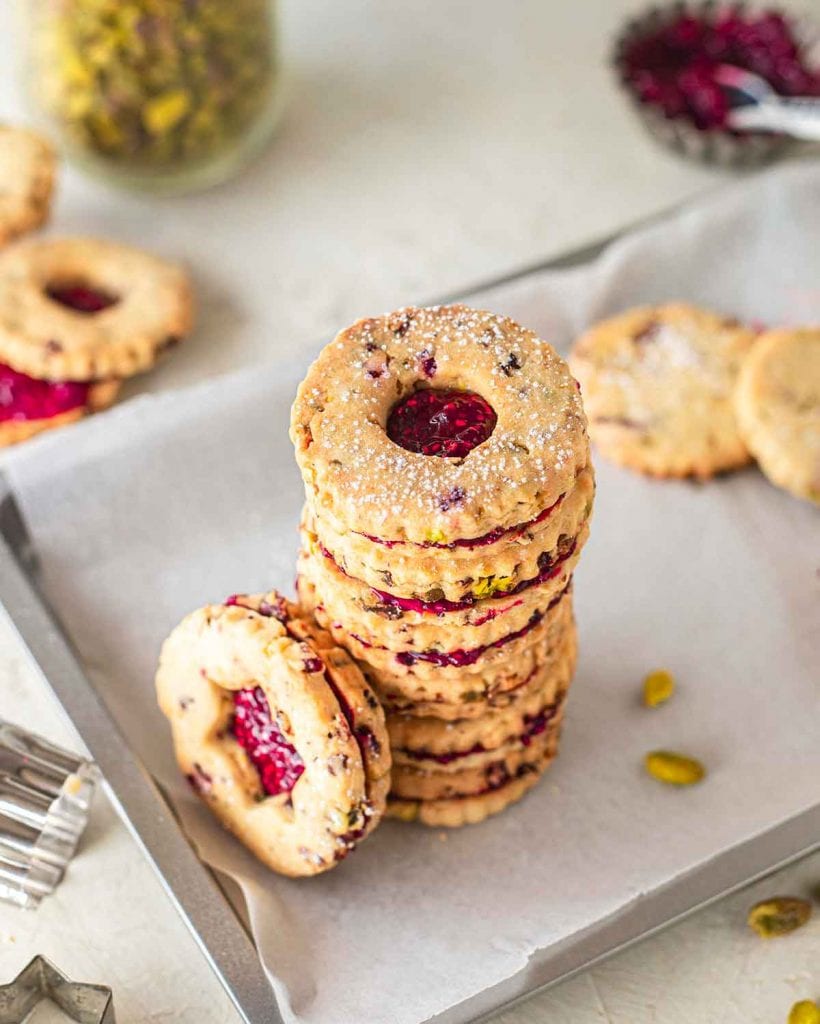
1,1,818,1021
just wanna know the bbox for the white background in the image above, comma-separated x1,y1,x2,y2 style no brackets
0,1,818,1022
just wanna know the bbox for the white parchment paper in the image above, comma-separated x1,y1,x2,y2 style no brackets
5,161,820,1024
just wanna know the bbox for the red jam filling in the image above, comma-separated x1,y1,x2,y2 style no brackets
394,609,546,668
387,388,497,458
46,284,118,314
401,702,559,765
225,595,375,815
349,578,570,667
0,362,90,423
357,493,565,551
231,686,305,797
621,9,820,130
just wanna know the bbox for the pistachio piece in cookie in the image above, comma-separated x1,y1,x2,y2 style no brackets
570,303,757,478
734,328,820,505
156,591,390,877
0,125,57,247
0,237,193,383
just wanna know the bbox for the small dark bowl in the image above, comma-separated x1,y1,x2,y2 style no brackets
613,1,818,168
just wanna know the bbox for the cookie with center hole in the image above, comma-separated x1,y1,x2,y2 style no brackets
734,328,820,505
0,237,193,383
570,303,757,478
156,591,390,877
0,125,57,247
291,305,589,544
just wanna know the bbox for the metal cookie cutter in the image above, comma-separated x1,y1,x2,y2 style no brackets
0,721,97,909
0,955,114,1023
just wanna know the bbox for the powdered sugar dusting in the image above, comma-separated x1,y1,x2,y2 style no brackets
293,306,588,536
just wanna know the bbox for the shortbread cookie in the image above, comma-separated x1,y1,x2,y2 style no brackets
391,696,566,777
388,738,558,827
0,126,56,247
735,328,820,504
291,305,589,544
570,303,756,478
298,517,586,651
377,615,577,720
387,637,574,765
307,587,575,710
306,465,594,603
317,583,571,684
0,372,120,447
156,591,390,877
0,238,193,382
391,716,563,800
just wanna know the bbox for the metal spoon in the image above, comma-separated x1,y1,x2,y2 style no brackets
715,64,820,140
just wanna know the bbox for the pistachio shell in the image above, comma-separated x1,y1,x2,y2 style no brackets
643,669,675,708
748,896,812,938
644,750,705,786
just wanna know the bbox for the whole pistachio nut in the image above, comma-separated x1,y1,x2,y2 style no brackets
644,750,705,786
748,896,812,938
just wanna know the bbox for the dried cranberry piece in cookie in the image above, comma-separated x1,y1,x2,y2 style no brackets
387,388,497,458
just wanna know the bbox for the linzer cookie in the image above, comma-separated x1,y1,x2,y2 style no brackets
290,305,589,544
156,591,390,877
390,721,564,802
298,517,586,653
0,237,193,383
290,304,594,828
570,303,756,478
734,328,820,505
305,464,594,603
0,237,194,447
0,125,56,247
387,729,561,827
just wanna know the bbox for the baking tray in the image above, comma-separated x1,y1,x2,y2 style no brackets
1,232,819,1024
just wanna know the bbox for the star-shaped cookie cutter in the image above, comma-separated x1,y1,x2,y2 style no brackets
0,955,115,1023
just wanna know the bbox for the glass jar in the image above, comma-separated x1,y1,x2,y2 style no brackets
23,0,282,194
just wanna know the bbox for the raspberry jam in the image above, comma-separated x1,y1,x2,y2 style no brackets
387,388,497,457
369,534,575,616
395,610,545,668
0,362,89,423
621,9,820,130
46,284,118,314
231,687,305,797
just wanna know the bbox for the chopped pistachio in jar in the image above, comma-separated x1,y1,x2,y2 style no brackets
33,0,276,170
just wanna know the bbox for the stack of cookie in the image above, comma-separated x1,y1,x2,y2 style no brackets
292,305,594,827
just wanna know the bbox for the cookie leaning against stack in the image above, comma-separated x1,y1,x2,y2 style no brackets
156,591,391,877
292,305,594,827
